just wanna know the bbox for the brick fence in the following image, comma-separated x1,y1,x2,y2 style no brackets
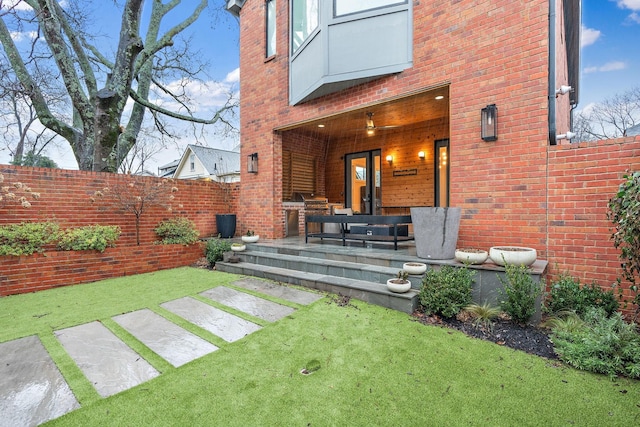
0,165,238,296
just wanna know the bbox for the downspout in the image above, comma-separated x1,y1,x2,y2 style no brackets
548,0,557,145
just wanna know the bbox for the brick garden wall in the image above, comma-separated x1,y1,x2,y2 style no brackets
0,165,238,296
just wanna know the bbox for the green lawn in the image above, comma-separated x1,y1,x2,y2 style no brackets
1,267,639,426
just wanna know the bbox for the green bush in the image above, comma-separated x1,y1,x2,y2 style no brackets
205,238,231,267
58,225,121,252
499,264,541,324
155,217,199,245
551,308,640,379
0,222,60,256
546,274,618,317
419,265,475,318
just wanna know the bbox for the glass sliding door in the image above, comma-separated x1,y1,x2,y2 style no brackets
435,139,449,207
345,150,381,214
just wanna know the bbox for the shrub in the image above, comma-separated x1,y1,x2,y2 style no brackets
546,274,618,318
0,222,60,256
419,265,475,318
155,217,199,245
551,308,640,379
58,225,121,252
205,238,231,267
464,303,501,330
499,264,541,324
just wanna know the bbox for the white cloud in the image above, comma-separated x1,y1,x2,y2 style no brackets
583,61,626,74
629,12,640,23
0,0,33,11
581,26,601,47
616,0,640,11
225,67,239,84
9,30,38,42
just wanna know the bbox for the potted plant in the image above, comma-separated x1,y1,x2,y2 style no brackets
454,248,488,265
241,230,259,243
231,242,246,252
402,262,427,275
387,270,411,293
489,246,537,266
410,207,461,259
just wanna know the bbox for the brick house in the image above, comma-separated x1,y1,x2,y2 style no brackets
226,0,580,260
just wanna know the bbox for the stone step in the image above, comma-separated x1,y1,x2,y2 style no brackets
216,261,419,314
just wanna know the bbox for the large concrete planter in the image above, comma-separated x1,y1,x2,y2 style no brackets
410,207,461,260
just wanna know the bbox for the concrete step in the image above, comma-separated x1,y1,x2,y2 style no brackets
216,260,419,314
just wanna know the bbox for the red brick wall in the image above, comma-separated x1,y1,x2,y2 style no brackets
0,165,238,295
547,137,640,304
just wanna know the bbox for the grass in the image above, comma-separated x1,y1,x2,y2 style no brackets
1,267,639,426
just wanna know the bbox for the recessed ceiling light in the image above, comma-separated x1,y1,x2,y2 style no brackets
435,95,444,100
317,124,325,128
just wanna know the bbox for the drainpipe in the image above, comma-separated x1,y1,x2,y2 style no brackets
548,0,557,145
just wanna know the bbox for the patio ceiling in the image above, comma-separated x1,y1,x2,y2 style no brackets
278,86,450,139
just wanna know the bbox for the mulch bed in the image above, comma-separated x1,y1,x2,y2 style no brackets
412,310,558,359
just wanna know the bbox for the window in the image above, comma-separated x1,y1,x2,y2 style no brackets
282,151,316,200
292,0,318,53
334,0,405,17
189,154,195,172
266,0,276,57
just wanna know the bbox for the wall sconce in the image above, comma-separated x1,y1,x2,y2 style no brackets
418,151,425,159
481,104,498,142
386,155,393,164
247,153,258,173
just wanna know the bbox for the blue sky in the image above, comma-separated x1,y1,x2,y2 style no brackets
1,1,638,170
580,0,640,109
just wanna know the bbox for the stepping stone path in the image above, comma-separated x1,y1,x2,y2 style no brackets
0,279,322,426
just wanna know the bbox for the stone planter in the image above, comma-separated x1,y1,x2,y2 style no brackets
241,235,259,243
386,279,411,293
454,248,488,265
231,244,246,252
489,246,537,266
403,262,427,275
410,207,461,260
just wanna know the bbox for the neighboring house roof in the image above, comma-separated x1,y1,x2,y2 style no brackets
158,159,179,178
627,124,640,137
173,144,241,181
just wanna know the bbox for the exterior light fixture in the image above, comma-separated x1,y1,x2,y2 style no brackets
248,153,258,173
386,155,393,164
481,104,498,142
366,112,376,136
418,151,425,159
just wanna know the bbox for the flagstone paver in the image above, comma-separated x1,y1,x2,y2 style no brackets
232,278,324,305
0,336,79,427
201,286,296,322
113,309,218,367
55,321,160,398
161,296,262,342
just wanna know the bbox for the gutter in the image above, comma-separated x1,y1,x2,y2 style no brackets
548,0,557,146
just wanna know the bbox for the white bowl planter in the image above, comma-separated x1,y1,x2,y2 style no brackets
231,244,246,252
454,249,488,265
241,235,259,243
386,279,411,293
402,262,427,275
489,246,537,266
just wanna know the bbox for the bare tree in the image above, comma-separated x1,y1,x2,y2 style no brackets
0,0,238,172
580,86,640,140
571,111,597,143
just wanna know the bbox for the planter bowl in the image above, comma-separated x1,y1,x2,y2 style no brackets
454,249,488,265
231,244,246,252
402,262,427,275
241,235,259,243
489,246,537,266
386,279,411,293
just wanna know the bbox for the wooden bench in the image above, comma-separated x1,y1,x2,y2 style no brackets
304,214,413,250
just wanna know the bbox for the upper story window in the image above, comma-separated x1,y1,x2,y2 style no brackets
266,0,276,57
189,154,195,172
334,0,406,17
292,0,319,53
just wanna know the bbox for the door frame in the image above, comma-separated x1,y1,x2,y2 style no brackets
344,149,381,214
